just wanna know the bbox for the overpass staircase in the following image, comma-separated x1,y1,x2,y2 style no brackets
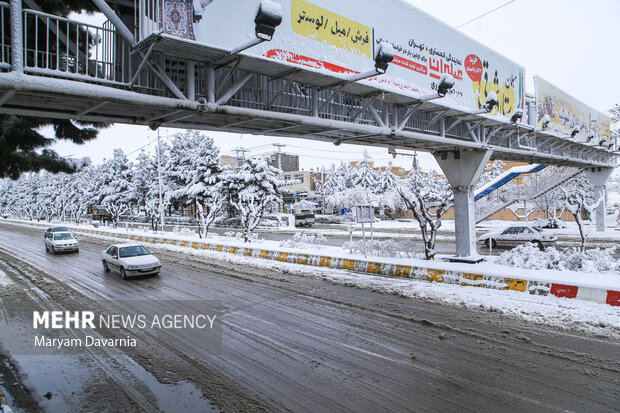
474,167,583,223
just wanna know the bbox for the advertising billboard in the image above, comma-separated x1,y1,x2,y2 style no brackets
534,76,611,142
152,0,525,117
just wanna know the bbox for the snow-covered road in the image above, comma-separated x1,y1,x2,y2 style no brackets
0,222,618,412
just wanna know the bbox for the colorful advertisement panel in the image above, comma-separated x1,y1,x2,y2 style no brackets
153,0,525,118
534,76,611,142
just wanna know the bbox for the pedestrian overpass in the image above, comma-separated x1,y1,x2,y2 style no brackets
1,0,617,259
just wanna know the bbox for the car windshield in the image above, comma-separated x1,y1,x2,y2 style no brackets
119,245,150,258
54,233,74,240
51,227,68,232
531,227,542,232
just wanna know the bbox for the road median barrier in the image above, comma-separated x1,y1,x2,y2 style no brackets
4,219,619,307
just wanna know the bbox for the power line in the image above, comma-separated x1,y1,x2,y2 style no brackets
126,132,178,156
456,0,516,29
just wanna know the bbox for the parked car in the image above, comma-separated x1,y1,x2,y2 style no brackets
45,231,79,254
479,224,557,249
44,226,69,239
295,211,315,227
101,243,162,279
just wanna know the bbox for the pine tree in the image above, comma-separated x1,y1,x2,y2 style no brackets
351,150,379,190
219,156,283,241
98,149,135,226
0,0,108,179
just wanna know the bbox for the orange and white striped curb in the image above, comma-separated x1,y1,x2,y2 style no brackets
5,220,619,307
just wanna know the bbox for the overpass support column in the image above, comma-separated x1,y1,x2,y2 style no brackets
435,150,492,257
585,167,614,232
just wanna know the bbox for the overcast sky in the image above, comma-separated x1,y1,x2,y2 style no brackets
50,0,620,171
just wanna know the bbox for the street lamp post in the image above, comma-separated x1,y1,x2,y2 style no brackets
157,129,165,232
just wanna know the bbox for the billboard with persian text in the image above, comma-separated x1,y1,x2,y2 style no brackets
534,76,611,142
152,0,525,118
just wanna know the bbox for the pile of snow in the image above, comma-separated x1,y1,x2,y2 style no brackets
314,214,349,224
496,244,617,273
172,225,198,238
279,233,327,248
342,239,424,259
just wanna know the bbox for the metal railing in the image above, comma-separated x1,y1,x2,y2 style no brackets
21,6,125,84
0,3,9,69
0,2,169,93
137,0,161,41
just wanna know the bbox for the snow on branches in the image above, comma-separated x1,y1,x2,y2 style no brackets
561,175,602,251
220,156,284,241
398,169,452,260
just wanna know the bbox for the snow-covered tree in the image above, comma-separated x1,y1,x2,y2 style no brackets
350,150,379,190
610,103,619,149
561,175,601,251
325,186,375,211
398,170,453,260
133,150,159,208
98,149,135,227
476,159,506,189
320,162,353,193
376,162,399,194
220,156,284,241
376,163,404,217
196,192,221,238
164,131,222,235
66,165,99,223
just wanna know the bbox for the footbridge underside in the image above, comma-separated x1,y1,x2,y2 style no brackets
1,67,616,170
1,2,617,170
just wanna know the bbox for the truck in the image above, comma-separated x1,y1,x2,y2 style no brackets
294,211,315,227
91,205,112,224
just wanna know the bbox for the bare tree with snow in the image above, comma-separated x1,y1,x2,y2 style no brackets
398,169,452,260
561,175,601,251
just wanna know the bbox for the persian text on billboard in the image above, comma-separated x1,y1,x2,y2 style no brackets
155,0,525,117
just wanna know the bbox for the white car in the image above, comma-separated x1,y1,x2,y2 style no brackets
44,226,70,239
45,231,79,254
101,243,162,279
479,225,557,249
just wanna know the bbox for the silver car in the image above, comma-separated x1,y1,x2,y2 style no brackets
479,225,557,249
45,231,79,254
101,243,162,279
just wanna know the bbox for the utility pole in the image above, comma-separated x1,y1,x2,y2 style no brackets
272,143,286,171
272,143,286,213
157,129,165,232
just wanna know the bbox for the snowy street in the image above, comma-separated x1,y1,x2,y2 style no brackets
1,222,619,412
1,0,619,411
